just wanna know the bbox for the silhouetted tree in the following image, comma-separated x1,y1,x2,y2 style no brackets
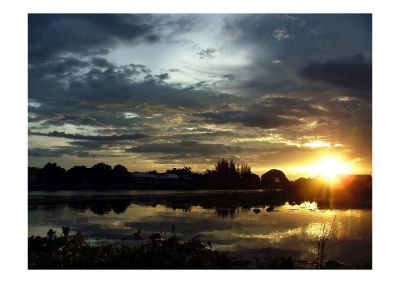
90,163,113,184
28,167,44,188
214,159,231,175
112,164,131,184
261,169,290,190
239,163,251,177
166,167,193,176
42,162,66,187
239,163,260,188
205,159,241,189
67,166,89,185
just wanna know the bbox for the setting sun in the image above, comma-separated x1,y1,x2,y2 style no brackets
310,157,351,180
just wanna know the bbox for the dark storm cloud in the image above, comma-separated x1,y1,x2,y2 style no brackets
225,14,371,61
29,130,149,141
29,57,207,109
299,54,372,93
29,146,95,158
222,14,372,101
90,57,115,69
28,147,115,158
155,72,170,81
145,34,161,43
67,140,131,152
28,57,90,76
28,14,158,64
168,130,236,141
29,140,130,158
197,97,329,129
127,141,245,157
197,48,217,59
29,57,227,128
198,110,299,129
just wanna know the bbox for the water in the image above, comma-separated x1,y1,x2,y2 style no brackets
28,194,372,266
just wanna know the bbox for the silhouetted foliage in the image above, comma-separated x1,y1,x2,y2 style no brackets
204,159,257,189
28,228,251,269
240,163,260,188
43,163,66,186
166,166,193,176
261,169,290,189
90,162,113,184
66,166,89,185
112,164,131,184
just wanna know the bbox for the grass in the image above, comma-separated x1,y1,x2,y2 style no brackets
315,216,347,269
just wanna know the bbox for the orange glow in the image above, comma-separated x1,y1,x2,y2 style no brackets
311,157,350,181
308,157,351,181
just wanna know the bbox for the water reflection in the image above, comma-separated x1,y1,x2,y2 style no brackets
215,208,238,218
29,197,323,218
28,201,372,265
29,199,323,219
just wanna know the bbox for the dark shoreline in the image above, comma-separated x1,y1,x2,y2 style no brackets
29,190,372,210
28,190,264,205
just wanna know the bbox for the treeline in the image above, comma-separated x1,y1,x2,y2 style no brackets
29,162,132,188
28,159,372,205
29,159,271,190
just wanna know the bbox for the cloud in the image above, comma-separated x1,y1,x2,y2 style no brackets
299,54,372,92
197,97,331,129
28,14,159,64
28,148,70,158
225,14,371,60
145,34,160,43
197,48,217,59
28,146,122,158
168,130,236,142
28,57,90,76
273,28,290,41
198,110,299,129
29,57,228,128
127,141,245,158
90,57,115,69
222,14,371,98
29,130,149,141
155,72,170,81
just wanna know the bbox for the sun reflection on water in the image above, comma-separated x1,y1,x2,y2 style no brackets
279,201,318,211
305,222,328,239
234,228,304,244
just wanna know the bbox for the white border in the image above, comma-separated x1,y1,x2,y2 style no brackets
1,0,400,282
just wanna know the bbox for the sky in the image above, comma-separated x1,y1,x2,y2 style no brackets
28,14,372,179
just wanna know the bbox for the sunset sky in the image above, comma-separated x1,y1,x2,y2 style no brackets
28,14,372,179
